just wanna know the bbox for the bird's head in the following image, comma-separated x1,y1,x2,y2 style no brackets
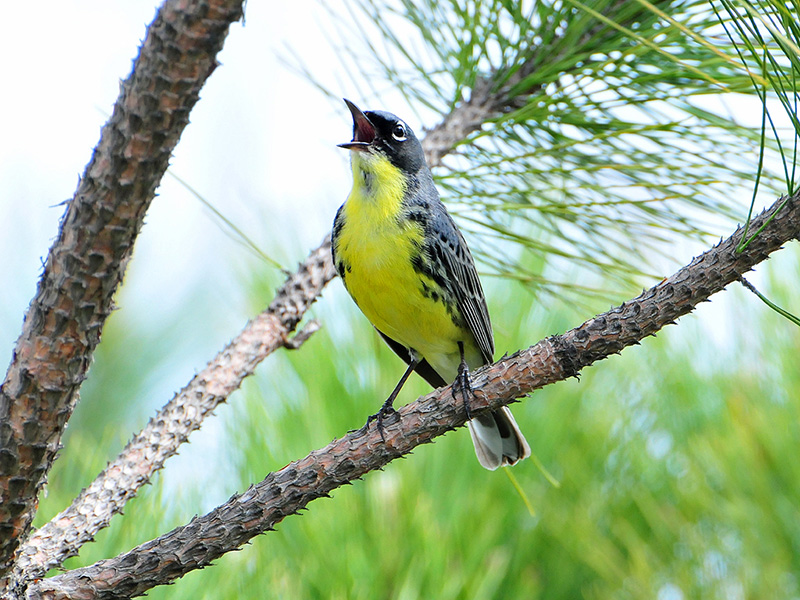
338,98,426,175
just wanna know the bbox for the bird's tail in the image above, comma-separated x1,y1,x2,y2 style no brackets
467,407,531,470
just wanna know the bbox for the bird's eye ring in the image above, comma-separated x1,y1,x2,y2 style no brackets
391,123,407,142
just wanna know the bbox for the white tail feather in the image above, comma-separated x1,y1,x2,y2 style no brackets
467,407,531,470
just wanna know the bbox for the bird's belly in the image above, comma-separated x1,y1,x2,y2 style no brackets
342,237,464,376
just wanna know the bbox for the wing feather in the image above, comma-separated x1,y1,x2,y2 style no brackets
425,202,494,365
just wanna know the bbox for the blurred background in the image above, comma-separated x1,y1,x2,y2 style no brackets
1,0,798,598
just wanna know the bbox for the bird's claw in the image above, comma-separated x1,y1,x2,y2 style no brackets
351,405,399,442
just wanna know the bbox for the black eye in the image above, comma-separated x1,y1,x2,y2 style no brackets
391,123,407,142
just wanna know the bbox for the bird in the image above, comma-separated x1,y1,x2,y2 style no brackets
331,98,530,470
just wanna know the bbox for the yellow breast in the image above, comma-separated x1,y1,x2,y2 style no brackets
335,153,465,377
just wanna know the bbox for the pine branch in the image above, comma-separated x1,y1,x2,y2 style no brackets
25,190,800,600
0,0,245,584
4,0,795,596
12,243,334,583
416,0,691,169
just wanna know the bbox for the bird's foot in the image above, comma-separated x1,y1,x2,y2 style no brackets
452,355,474,420
352,400,399,441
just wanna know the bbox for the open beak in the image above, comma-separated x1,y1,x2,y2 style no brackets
337,98,374,151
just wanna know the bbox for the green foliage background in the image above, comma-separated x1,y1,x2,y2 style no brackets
28,0,800,597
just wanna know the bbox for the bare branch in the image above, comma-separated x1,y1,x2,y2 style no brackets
422,78,505,169
13,242,334,582
26,191,800,600
0,0,245,581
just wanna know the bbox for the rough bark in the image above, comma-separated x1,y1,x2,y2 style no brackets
0,0,245,583
25,190,800,600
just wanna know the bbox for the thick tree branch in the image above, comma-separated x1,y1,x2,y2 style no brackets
26,191,800,599
0,0,245,582
13,243,334,582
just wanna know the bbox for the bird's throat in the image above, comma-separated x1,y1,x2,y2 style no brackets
348,152,407,218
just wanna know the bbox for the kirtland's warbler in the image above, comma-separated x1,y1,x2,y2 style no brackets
332,99,530,470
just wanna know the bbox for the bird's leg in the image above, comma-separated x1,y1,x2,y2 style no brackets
453,342,473,420
359,357,418,441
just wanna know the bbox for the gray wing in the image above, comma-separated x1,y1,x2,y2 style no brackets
422,200,494,365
